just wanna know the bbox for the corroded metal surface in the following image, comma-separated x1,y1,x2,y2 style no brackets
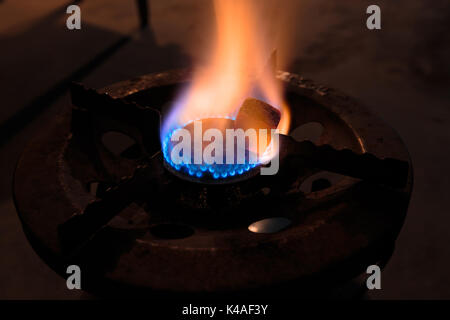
13,69,413,297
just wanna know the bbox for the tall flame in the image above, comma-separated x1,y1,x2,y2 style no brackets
161,0,290,141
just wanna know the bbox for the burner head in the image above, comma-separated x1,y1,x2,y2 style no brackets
161,97,282,184
162,117,261,184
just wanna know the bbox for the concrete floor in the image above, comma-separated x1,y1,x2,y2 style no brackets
0,0,449,299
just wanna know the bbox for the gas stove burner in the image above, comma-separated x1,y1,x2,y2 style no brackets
162,117,260,183
14,69,413,298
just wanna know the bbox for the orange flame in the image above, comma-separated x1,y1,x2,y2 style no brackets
162,0,290,139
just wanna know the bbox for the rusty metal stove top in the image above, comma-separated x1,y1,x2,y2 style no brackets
13,69,413,298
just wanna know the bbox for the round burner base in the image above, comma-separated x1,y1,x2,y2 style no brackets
13,69,413,297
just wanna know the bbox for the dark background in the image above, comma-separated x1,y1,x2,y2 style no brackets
0,0,449,299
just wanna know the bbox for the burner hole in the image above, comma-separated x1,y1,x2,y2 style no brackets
149,224,194,239
120,143,142,159
290,122,324,143
300,171,345,193
87,181,113,197
248,217,291,234
101,131,142,159
311,178,332,192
